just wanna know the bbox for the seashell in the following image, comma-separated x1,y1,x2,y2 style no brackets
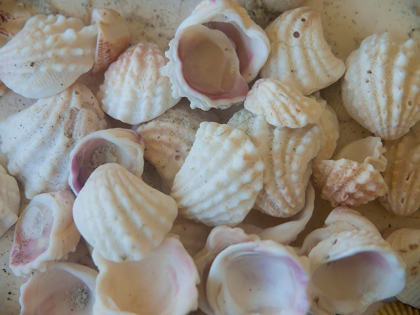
0,14,97,99
261,7,345,95
69,128,144,195
162,0,270,110
73,163,177,262
19,262,98,315
0,164,20,237
387,228,420,309
91,8,130,73
9,191,80,276
0,2,31,47
97,42,180,125
260,0,305,12
92,236,199,315
244,78,322,128
171,122,264,227
342,33,420,140
0,80,7,96
375,301,420,315
0,82,107,198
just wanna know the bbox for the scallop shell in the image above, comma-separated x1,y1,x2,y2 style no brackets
244,78,322,128
0,14,97,99
19,262,97,315
0,83,107,199
73,163,177,262
0,164,20,237
171,122,264,227
69,128,144,195
9,191,80,276
375,302,420,315
92,236,199,315
97,42,180,125
342,33,420,140
261,7,345,95
0,2,31,47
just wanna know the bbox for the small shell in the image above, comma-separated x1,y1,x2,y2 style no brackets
98,43,180,124
375,302,420,315
0,14,97,99
261,7,345,95
9,191,80,276
0,164,20,237
244,78,322,128
73,163,177,262
342,33,420,140
171,122,264,227
0,83,107,198
0,2,31,47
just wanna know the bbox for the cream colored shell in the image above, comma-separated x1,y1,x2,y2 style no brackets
0,164,20,237
0,2,31,48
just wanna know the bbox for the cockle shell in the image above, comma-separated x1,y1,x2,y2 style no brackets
20,262,98,315
171,122,264,227
0,83,107,199
0,14,97,99
92,236,199,315
73,163,177,262
0,2,31,47
91,8,130,73
9,191,80,276
342,32,420,140
261,7,345,95
69,128,144,195
98,43,180,124
244,78,322,128
0,164,20,237
375,302,420,315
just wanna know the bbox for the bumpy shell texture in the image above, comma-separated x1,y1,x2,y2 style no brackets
0,14,97,99
0,164,20,237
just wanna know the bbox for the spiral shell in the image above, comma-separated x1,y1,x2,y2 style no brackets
0,164,20,237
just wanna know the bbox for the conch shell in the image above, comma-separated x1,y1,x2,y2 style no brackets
0,164,20,237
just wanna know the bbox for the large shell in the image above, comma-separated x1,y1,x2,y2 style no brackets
260,7,345,95
0,14,97,99
171,122,264,227
97,43,180,125
73,163,177,262
9,191,80,276
92,236,199,315
0,83,107,198
0,2,31,47
0,164,20,237
342,33,420,140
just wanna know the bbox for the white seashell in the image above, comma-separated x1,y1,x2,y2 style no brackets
386,228,420,309
73,163,177,262
92,236,199,315
69,128,144,195
0,83,107,199
261,7,345,95
0,14,97,99
0,164,20,237
91,8,130,73
0,2,31,48
171,122,264,227
98,43,180,124
244,78,322,128
342,33,420,140
19,262,97,315
9,191,80,276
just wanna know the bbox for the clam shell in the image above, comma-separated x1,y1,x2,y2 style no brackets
171,122,264,227
261,7,345,95
0,2,31,47
0,14,97,99
375,302,420,315
73,163,177,262
0,164,20,237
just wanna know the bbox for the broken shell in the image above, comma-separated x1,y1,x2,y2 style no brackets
0,164,20,237
375,302,420,315
9,191,80,276
342,33,420,140
0,2,31,47
0,14,97,99
261,7,345,95
73,163,177,262
171,122,264,227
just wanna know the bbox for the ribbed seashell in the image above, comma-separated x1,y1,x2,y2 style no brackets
162,0,270,110
73,163,177,262
0,2,31,47
0,83,107,199
9,191,80,276
342,33,420,140
171,122,264,227
19,262,98,315
91,8,130,73
92,236,199,315
375,302,420,315
0,164,20,237
0,14,97,99
244,78,322,128
69,128,144,195
98,43,180,124
387,229,420,309
261,7,345,95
